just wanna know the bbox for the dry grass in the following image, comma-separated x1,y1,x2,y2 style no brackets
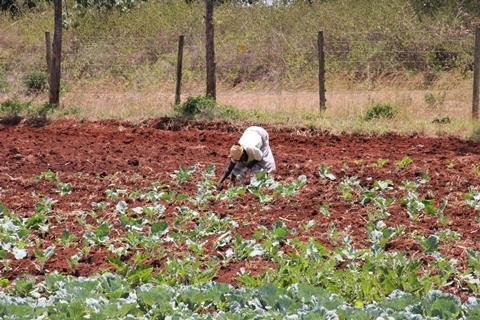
1,73,476,137
15,81,469,137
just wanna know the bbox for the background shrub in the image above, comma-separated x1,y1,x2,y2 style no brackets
174,96,244,121
365,103,397,121
0,0,42,15
0,99,56,126
23,70,47,93
0,99,29,119
424,92,445,110
174,96,217,119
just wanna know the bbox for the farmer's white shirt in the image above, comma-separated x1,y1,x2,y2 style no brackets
237,126,276,172
239,129,263,162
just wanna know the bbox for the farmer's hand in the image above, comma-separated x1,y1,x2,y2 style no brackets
232,176,248,187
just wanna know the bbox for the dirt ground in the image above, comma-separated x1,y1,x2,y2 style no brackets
0,118,479,287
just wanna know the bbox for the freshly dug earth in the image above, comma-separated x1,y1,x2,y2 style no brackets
0,118,479,287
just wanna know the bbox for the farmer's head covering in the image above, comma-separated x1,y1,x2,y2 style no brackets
230,144,244,161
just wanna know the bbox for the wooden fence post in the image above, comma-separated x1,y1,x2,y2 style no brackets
318,31,326,111
175,35,185,105
49,0,62,106
45,31,51,76
473,27,480,119
205,0,216,100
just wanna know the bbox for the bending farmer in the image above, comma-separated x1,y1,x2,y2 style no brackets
218,126,276,186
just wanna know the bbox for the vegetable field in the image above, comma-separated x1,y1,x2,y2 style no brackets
0,119,480,319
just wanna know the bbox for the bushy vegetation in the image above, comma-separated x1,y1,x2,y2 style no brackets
1,275,479,318
0,99,29,119
0,99,55,125
0,0,48,15
22,70,47,93
175,96,243,120
364,102,397,121
174,96,217,118
424,91,445,109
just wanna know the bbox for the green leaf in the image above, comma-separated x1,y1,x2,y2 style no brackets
376,159,389,167
127,266,153,285
96,223,110,238
25,214,46,229
137,286,172,307
151,221,168,234
60,230,77,247
0,202,8,215
14,278,35,297
373,180,393,190
257,284,283,308
466,249,480,271
0,248,8,259
395,156,413,169
0,278,9,288
422,235,439,254
427,295,462,319
319,164,336,181
319,203,331,216
175,193,190,202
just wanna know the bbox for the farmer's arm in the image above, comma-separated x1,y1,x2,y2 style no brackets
218,160,236,186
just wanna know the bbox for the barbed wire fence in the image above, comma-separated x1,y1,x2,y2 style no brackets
1,28,479,120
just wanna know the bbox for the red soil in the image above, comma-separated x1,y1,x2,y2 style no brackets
0,118,479,289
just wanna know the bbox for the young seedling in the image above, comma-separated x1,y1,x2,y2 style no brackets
13,278,35,297
35,171,73,196
33,245,56,273
67,251,82,275
35,197,56,215
473,165,480,177
0,278,9,288
376,159,389,168
91,201,108,212
170,165,196,184
353,159,364,166
34,170,57,182
464,187,480,211
395,156,413,169
319,164,336,181
337,176,360,201
0,248,11,271
84,223,110,246
437,229,461,244
56,181,72,196
327,222,340,245
106,188,128,200
319,203,331,217
59,230,77,248
301,219,316,231
413,232,440,255
367,220,404,254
